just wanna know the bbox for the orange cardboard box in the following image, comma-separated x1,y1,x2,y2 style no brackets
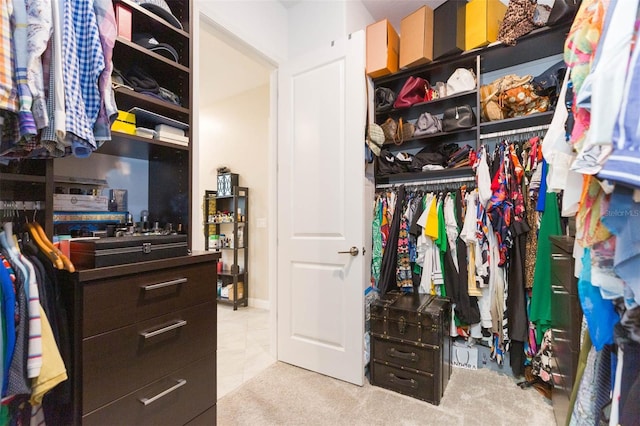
399,5,434,69
366,19,399,78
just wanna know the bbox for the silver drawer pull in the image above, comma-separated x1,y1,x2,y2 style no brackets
142,278,187,291
138,379,186,406
140,320,187,339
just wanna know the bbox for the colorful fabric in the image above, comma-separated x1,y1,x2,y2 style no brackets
0,0,18,113
25,0,53,130
12,0,38,141
396,218,412,288
92,0,118,142
371,197,382,287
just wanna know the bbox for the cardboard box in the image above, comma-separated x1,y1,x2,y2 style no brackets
111,110,136,135
53,194,109,212
465,0,507,50
227,282,244,301
434,0,466,59
366,19,400,78
115,4,132,41
399,5,434,69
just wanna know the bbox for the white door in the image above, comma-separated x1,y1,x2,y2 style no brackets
277,31,367,386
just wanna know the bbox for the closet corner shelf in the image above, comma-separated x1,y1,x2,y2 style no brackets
383,127,478,151
99,131,189,160
115,0,190,38
479,111,555,135
375,166,474,187
116,37,190,73
376,90,477,116
114,88,190,119
218,270,247,278
0,173,47,184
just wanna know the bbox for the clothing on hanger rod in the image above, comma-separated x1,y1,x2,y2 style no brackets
375,175,475,189
479,124,550,140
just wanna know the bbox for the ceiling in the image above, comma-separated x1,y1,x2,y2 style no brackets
199,0,449,106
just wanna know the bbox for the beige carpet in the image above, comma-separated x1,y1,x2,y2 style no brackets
217,362,555,425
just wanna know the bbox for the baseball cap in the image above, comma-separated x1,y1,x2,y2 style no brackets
131,0,182,30
133,33,179,63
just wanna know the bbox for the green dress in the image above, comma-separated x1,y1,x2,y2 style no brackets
529,191,562,343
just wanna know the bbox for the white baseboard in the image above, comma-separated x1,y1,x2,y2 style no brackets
248,298,270,310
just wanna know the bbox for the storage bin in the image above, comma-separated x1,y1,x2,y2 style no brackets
399,5,434,69
433,0,466,59
465,0,507,50
111,110,136,135
366,19,400,78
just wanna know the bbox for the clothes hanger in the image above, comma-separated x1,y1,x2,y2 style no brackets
27,221,74,272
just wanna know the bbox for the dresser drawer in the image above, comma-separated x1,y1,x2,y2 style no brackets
82,301,216,413
82,261,216,336
83,352,216,426
551,253,575,294
371,336,437,373
370,361,439,405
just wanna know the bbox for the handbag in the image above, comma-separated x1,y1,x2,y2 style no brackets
446,68,476,96
414,112,442,136
367,123,385,156
379,118,397,142
480,74,532,121
546,0,581,26
394,118,415,145
375,87,396,112
497,0,542,46
393,76,431,109
375,149,405,175
442,105,476,132
532,60,567,109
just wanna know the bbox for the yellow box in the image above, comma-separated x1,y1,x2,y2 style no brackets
111,110,136,135
366,19,400,78
399,5,434,69
465,0,507,50
227,282,244,301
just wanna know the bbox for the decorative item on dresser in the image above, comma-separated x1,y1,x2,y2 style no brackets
58,252,220,425
549,236,583,426
369,292,451,405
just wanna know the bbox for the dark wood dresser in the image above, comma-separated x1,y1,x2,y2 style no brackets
549,236,582,426
369,292,451,405
59,252,219,425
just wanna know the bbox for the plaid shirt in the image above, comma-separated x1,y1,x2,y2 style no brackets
63,0,105,157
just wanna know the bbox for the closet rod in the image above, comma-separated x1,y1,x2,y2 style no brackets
479,124,550,140
376,175,475,189
0,201,43,210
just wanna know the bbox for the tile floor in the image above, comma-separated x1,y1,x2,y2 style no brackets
217,305,275,399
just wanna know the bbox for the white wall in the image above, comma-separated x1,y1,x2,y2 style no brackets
198,84,271,304
195,0,288,65
288,0,374,58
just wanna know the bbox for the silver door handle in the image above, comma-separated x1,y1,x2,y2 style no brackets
337,246,359,256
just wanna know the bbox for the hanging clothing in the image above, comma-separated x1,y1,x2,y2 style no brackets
378,185,404,294
530,191,562,341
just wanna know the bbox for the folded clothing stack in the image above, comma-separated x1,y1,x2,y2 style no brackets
154,124,188,145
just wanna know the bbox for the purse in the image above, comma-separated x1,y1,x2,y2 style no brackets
532,60,567,109
442,105,476,132
379,118,397,142
367,123,385,156
393,76,431,109
375,87,396,112
446,68,476,96
414,112,442,136
394,118,415,145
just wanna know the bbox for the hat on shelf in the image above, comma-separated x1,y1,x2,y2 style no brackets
133,33,179,62
131,0,182,29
